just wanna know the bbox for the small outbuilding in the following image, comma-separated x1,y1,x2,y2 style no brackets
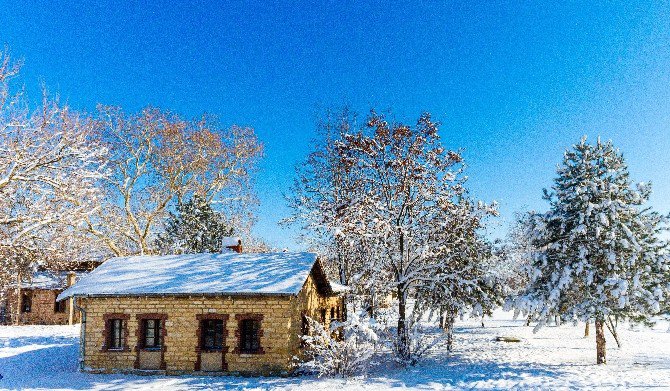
2,263,97,325
57,251,345,376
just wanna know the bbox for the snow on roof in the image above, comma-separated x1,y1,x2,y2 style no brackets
16,271,84,290
57,252,320,301
23,271,68,290
221,237,241,247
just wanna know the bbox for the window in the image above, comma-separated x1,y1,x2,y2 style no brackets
142,319,162,349
108,319,125,349
330,307,335,322
54,294,66,313
201,319,224,350
320,309,326,323
239,319,260,353
21,292,32,313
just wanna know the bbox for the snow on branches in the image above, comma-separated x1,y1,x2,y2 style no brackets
0,49,108,283
288,108,500,363
297,311,379,377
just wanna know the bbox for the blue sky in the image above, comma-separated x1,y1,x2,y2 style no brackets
2,1,670,249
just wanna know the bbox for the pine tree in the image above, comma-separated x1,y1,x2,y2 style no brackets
156,195,234,254
516,136,670,364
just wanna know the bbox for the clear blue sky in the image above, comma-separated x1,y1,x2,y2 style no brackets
2,1,670,249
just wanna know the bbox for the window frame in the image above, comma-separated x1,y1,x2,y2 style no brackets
200,318,225,351
141,318,162,350
109,318,125,350
240,319,261,353
54,292,66,313
21,291,32,313
102,313,130,352
234,314,264,355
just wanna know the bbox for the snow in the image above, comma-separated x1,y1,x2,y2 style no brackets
14,270,87,290
0,310,668,390
19,271,68,290
329,281,350,293
57,252,319,301
221,236,242,248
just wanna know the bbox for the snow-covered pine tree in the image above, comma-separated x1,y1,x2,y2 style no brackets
412,203,503,353
155,195,234,254
516,136,670,364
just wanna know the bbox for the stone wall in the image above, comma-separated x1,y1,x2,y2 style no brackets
288,274,344,356
77,278,344,375
4,288,79,325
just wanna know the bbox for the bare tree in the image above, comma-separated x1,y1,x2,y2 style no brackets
0,49,108,321
86,106,263,256
285,108,367,289
290,109,497,363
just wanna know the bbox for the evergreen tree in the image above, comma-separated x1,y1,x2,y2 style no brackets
156,195,234,254
516,137,670,364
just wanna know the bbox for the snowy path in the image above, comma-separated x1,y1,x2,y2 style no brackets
0,311,668,390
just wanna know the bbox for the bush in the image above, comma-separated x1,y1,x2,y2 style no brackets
297,311,379,377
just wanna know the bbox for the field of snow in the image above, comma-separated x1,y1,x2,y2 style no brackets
1,311,668,390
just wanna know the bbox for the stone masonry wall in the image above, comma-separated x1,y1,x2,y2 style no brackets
80,295,297,375
4,288,78,325
77,272,344,375
288,274,344,356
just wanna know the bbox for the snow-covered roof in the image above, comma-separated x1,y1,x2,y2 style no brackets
24,271,68,290
16,271,84,290
57,252,332,301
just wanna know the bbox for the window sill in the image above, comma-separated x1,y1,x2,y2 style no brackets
238,350,262,355
103,347,130,352
140,347,162,352
200,348,224,353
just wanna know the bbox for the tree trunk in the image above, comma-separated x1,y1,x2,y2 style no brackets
595,318,606,364
445,308,456,353
481,315,485,328
14,272,22,326
397,285,409,361
584,321,590,338
526,316,531,327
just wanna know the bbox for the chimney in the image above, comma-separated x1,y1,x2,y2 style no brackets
221,237,242,253
66,271,77,287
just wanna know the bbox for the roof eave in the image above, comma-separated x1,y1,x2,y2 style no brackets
57,291,299,302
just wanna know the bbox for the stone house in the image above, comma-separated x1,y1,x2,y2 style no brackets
1,263,97,325
57,251,346,376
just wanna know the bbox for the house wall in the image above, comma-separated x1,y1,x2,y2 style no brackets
77,278,343,375
288,274,344,355
4,288,79,325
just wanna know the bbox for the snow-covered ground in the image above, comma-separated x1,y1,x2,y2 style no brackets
1,311,669,390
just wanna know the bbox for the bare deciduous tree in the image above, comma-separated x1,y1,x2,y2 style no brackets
0,49,108,322
87,106,263,256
